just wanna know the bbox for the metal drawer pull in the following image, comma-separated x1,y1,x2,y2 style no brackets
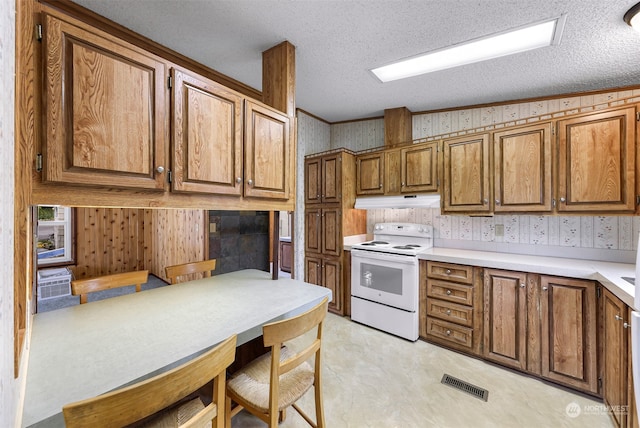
446,330,451,336
445,269,451,274
446,290,452,295
446,309,451,315
615,314,623,321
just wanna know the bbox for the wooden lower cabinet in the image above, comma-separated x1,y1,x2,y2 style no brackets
279,240,292,273
421,261,483,356
483,269,527,371
305,254,351,316
540,276,598,394
603,288,630,427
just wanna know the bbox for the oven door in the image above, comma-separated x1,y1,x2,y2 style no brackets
351,249,418,312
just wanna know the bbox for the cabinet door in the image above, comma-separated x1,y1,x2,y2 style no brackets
305,157,322,204
557,107,636,212
603,288,629,427
171,68,243,195
323,258,342,313
304,208,321,254
304,256,322,286
321,207,341,257
493,122,552,212
402,142,438,193
42,13,167,189
385,149,402,194
540,276,598,393
279,241,292,273
244,100,290,199
356,152,384,195
443,134,491,213
483,269,527,371
322,153,342,204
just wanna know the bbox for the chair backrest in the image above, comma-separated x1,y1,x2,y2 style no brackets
63,334,237,428
165,259,217,284
263,297,328,406
71,270,149,304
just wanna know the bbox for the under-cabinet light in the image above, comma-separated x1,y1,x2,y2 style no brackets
371,15,566,82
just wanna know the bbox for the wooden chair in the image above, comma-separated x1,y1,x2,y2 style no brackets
165,259,217,284
71,270,149,304
62,334,237,428
225,297,328,428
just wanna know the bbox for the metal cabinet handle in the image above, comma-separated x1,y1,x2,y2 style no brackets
624,322,630,329
520,283,525,288
248,179,254,186
236,177,242,184
445,269,451,275
446,289,452,295
495,199,501,205
156,166,165,173
446,330,451,336
446,309,451,315
483,199,488,204
560,197,566,202
615,314,623,321
379,184,383,188
542,286,548,291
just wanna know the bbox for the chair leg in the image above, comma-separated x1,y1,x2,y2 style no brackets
314,380,325,428
225,396,232,428
279,408,286,422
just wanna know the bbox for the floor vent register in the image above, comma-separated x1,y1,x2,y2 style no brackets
441,374,489,402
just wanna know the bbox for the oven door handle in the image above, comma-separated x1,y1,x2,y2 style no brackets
351,249,418,265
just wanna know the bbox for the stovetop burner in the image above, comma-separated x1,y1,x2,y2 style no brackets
350,223,433,256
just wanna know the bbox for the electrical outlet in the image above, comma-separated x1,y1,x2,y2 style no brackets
495,224,504,237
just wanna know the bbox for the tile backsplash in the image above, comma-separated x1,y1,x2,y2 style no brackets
365,208,639,264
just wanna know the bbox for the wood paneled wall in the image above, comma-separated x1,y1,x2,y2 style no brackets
73,208,149,279
72,208,206,283
147,209,207,282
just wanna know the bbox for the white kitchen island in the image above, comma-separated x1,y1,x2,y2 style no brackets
22,269,331,427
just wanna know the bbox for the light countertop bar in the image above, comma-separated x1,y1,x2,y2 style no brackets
23,269,331,427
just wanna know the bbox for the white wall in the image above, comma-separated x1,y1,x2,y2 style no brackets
1,0,21,426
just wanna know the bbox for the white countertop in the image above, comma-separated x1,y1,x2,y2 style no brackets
420,248,636,307
23,269,331,427
346,243,635,307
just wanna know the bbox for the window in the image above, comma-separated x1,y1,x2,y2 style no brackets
37,205,74,266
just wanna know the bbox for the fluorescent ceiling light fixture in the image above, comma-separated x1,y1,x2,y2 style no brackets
371,15,566,82
624,2,640,31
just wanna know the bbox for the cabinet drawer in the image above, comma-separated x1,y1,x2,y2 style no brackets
427,279,473,306
427,262,473,284
426,298,473,327
426,317,473,349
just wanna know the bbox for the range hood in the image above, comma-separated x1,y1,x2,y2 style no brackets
354,194,441,209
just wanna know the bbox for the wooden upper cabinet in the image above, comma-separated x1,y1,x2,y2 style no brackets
171,68,243,195
321,154,342,204
42,12,167,190
493,122,552,212
384,149,402,194
443,134,491,213
402,142,438,193
356,152,384,195
305,157,322,204
540,276,598,394
244,100,290,199
557,106,636,212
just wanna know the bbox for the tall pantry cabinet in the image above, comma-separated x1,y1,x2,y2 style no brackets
304,149,366,315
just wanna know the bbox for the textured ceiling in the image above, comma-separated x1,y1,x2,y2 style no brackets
72,0,640,123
